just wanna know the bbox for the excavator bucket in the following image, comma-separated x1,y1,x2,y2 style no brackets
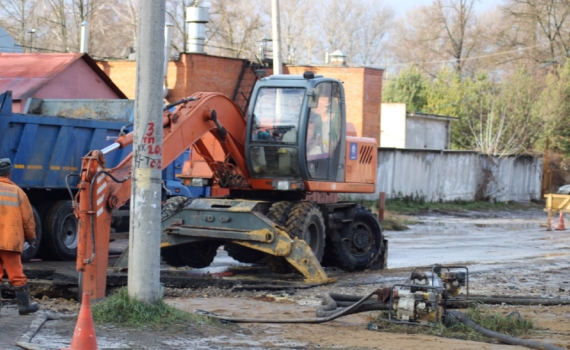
115,198,336,285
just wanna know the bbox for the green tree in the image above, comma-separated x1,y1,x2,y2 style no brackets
382,66,429,112
423,68,468,149
538,60,570,156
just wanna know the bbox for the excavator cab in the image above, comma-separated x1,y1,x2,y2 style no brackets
246,73,347,186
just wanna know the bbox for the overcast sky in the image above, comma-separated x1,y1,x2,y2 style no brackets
393,0,502,15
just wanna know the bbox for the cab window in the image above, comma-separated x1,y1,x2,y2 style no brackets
306,82,342,180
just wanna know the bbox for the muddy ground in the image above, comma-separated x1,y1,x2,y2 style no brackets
1,206,569,349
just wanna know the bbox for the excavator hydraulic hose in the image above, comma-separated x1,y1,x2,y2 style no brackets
86,170,130,264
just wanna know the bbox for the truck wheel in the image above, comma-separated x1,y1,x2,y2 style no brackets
224,243,265,264
263,201,295,274
161,242,219,268
285,202,326,261
21,206,42,263
42,200,78,261
327,205,383,272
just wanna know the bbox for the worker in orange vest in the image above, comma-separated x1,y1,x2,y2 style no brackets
0,158,39,315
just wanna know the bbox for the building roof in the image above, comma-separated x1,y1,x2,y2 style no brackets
0,53,127,99
407,112,457,121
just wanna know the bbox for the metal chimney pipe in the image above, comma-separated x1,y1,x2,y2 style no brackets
186,6,209,53
80,21,89,53
163,22,173,97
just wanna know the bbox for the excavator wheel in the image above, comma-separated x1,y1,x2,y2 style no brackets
224,242,265,264
264,201,327,274
263,201,295,274
160,196,219,268
324,205,383,272
285,201,326,261
161,196,189,220
161,241,220,268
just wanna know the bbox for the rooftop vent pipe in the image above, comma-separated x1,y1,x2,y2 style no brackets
80,22,89,53
329,50,347,66
186,5,209,53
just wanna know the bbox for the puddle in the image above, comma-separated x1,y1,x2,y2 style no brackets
473,223,541,229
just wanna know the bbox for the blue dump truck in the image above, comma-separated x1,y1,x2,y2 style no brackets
0,91,205,262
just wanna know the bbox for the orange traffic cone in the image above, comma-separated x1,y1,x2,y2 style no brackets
62,293,99,350
556,212,566,231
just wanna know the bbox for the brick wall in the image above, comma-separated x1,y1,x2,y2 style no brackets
284,66,382,140
96,55,383,141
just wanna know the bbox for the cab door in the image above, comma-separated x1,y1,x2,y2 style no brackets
305,82,343,181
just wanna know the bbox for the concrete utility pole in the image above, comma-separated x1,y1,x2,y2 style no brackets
128,0,166,303
271,0,282,75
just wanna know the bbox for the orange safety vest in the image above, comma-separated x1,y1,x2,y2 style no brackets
0,177,35,253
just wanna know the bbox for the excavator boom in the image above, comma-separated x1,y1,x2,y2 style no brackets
75,93,250,299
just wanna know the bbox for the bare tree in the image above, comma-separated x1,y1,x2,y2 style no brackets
352,1,394,66
279,0,315,65
106,0,138,54
388,0,482,77
0,0,39,51
206,0,267,59
44,0,70,52
435,0,479,74
501,0,570,65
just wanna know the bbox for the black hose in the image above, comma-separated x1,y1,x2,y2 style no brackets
315,293,390,318
163,96,197,111
329,293,370,302
450,295,570,306
447,310,566,350
317,303,391,318
64,173,80,207
209,290,376,324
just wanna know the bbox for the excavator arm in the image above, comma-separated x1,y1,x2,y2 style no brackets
74,92,250,299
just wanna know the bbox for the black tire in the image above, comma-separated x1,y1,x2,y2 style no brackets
42,200,78,261
161,241,219,268
33,202,51,259
161,196,188,220
285,202,326,262
326,205,383,272
263,201,295,274
224,243,265,264
21,206,42,263
160,196,218,268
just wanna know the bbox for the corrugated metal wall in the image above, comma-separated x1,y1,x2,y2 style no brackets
357,148,542,202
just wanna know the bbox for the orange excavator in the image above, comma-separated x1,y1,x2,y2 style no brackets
74,72,387,299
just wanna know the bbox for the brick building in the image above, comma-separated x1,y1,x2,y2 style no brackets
96,53,383,141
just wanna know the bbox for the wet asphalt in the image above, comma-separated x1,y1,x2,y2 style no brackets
1,207,569,349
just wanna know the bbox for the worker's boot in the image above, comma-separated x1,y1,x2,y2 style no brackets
14,285,39,315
